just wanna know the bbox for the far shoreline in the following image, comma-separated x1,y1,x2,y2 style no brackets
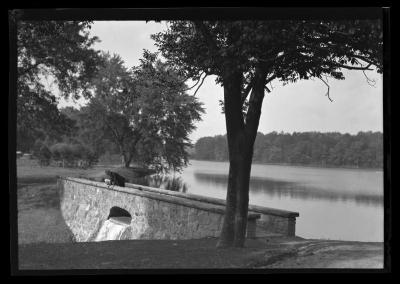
188,159,384,172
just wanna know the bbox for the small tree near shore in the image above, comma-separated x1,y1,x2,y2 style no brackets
83,51,204,173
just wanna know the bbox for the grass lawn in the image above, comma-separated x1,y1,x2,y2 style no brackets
16,159,119,244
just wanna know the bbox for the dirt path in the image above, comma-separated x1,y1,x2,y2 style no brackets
18,237,383,270
254,238,384,269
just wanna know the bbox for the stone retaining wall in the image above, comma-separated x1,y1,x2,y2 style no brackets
58,177,261,242
125,182,299,237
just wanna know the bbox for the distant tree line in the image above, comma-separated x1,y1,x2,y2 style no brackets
193,131,383,168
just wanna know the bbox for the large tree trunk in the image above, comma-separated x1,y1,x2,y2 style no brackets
121,152,132,168
217,69,245,248
218,66,268,248
218,131,255,248
233,145,254,247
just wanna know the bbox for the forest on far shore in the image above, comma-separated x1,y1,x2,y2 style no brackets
192,131,383,169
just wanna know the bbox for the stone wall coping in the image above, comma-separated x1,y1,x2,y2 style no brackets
59,177,261,220
125,182,299,218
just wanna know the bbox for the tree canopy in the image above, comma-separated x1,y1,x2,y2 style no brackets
17,21,101,98
153,20,382,83
82,51,205,172
153,20,382,112
16,21,101,152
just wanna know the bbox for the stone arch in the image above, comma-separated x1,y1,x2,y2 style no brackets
108,206,132,225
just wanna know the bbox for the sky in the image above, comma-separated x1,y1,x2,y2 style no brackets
60,21,383,143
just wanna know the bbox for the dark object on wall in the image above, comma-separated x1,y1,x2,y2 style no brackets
105,170,126,187
108,206,132,220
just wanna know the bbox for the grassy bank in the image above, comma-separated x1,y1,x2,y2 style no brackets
15,159,147,244
16,159,103,244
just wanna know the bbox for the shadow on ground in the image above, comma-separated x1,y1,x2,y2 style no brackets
18,236,384,269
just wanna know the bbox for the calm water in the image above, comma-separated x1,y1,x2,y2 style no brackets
175,160,384,242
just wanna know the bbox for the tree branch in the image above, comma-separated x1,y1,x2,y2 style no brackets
244,67,269,136
242,72,275,105
333,62,372,71
265,74,277,85
352,55,378,67
183,71,205,92
192,73,208,96
318,75,333,102
362,70,377,87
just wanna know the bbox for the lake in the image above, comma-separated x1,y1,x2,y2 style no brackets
175,160,384,242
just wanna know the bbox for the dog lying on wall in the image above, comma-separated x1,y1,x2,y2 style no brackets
104,170,126,187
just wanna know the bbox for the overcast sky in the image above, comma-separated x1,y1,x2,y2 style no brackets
61,21,383,143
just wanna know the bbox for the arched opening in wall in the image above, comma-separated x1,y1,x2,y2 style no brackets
108,206,132,225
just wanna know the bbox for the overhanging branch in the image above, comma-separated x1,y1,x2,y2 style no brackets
306,71,333,102
183,71,205,92
318,75,333,102
193,73,208,96
362,70,377,87
333,62,372,71
352,55,378,67
265,74,277,85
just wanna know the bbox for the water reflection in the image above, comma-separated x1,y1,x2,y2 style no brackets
130,175,188,193
193,172,383,206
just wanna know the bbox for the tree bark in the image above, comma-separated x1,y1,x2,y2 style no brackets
218,66,268,248
217,69,245,248
233,67,268,247
121,152,132,168
233,146,253,247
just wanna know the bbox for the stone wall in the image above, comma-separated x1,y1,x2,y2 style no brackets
58,177,261,242
125,182,299,237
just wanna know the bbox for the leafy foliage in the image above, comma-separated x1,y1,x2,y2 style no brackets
49,142,98,168
83,51,205,172
32,141,52,166
16,86,76,152
17,21,101,99
152,20,382,110
16,21,101,152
